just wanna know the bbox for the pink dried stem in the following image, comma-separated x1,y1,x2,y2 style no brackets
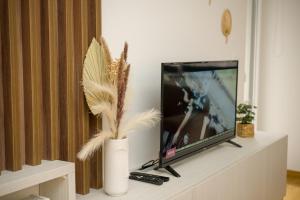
117,65,130,128
115,42,130,138
123,42,128,62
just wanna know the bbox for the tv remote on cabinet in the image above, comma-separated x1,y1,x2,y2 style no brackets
130,172,170,182
129,175,164,185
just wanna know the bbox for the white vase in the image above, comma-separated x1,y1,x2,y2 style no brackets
103,137,129,196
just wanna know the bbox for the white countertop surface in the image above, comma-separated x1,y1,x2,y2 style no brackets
77,131,287,200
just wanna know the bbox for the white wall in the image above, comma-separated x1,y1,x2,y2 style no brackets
102,0,248,170
257,0,300,171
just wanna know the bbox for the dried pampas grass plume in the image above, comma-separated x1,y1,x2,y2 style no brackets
78,38,161,161
116,64,130,128
82,80,117,114
123,42,128,62
77,131,112,160
91,103,117,133
118,109,161,139
107,60,119,85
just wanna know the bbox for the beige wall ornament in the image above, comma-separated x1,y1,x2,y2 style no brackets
221,9,232,43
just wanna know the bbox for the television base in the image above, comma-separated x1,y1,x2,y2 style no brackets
154,165,181,177
226,140,242,148
164,165,181,177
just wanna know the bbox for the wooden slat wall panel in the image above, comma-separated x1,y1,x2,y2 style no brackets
89,117,103,189
58,0,76,162
0,0,103,194
21,0,43,165
0,12,5,175
73,0,90,194
41,0,60,160
1,0,25,171
95,0,102,42
89,0,103,189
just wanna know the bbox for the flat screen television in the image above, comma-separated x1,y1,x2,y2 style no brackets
159,60,239,177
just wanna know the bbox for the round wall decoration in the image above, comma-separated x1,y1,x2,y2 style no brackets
221,9,232,43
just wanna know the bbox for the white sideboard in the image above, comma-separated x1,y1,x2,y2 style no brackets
77,131,287,200
0,160,75,200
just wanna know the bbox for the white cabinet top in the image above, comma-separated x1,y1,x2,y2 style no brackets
77,131,287,200
0,160,75,196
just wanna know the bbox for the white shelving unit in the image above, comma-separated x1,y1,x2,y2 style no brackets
0,132,287,200
77,131,287,200
0,160,75,200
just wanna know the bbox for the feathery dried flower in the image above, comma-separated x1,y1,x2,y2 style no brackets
123,42,128,62
107,60,119,85
100,37,113,66
116,65,130,130
78,38,160,160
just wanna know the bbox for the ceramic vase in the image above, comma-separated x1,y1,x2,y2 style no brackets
103,137,129,196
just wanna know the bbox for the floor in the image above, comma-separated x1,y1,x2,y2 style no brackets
284,174,300,200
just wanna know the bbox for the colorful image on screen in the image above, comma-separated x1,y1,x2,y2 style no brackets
162,68,237,158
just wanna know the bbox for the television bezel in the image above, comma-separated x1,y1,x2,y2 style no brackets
159,60,239,168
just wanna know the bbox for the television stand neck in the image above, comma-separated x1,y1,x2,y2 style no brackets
226,140,242,148
164,165,181,177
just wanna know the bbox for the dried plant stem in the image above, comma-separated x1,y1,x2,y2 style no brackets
118,109,161,139
78,38,161,160
77,131,113,160
123,42,128,62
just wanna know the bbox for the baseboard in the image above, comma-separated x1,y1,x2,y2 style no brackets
287,170,300,178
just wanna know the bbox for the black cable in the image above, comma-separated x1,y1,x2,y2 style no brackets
139,159,159,170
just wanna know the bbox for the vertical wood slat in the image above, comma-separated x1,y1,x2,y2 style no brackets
1,0,24,171
74,0,90,194
41,0,60,160
89,0,103,189
89,117,102,189
95,0,102,42
0,13,5,175
21,0,43,165
58,0,76,162
0,0,103,194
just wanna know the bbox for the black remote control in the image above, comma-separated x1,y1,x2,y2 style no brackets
130,172,170,182
129,175,163,185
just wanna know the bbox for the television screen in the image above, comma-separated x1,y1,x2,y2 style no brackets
160,61,238,167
